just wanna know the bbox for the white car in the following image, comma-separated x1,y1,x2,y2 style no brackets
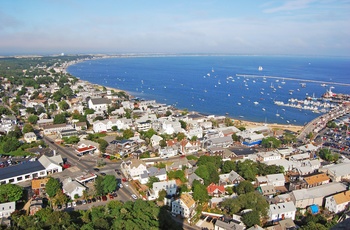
131,194,138,200
67,202,72,208
119,183,123,188
72,201,77,207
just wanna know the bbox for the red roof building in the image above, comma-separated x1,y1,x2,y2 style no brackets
207,183,226,197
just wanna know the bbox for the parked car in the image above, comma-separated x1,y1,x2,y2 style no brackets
82,200,87,205
72,201,77,207
131,194,137,200
91,198,96,202
67,202,72,208
109,194,114,199
57,204,62,209
93,168,100,172
76,200,82,205
87,199,92,203
102,195,107,201
119,183,123,188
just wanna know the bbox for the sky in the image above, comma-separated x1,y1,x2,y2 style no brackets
0,0,349,56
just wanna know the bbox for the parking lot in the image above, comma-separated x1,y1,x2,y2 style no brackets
315,126,350,157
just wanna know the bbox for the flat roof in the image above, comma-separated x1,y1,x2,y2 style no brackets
0,161,45,180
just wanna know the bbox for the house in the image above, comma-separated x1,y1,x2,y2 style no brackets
31,178,50,196
205,136,233,148
258,185,276,198
167,158,191,171
214,219,245,230
207,183,225,197
290,182,347,208
256,173,285,187
43,124,74,135
188,173,204,186
319,162,350,182
171,193,196,218
58,128,78,138
29,198,43,215
159,146,178,158
0,155,63,185
303,173,330,188
62,177,86,199
38,155,63,174
269,201,296,222
122,159,148,181
325,190,350,213
107,139,138,157
75,145,97,156
37,118,54,128
219,170,245,185
148,180,177,200
257,151,281,162
0,201,15,218
88,98,111,112
24,132,37,143
140,167,167,184
179,140,201,155
150,134,163,148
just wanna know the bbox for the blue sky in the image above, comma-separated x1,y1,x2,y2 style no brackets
0,0,349,56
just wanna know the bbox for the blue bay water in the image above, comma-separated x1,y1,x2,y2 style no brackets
67,55,350,126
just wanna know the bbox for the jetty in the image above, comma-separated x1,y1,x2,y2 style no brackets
236,74,350,87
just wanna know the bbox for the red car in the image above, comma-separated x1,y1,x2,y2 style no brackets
122,178,127,182
109,194,114,199
102,195,107,201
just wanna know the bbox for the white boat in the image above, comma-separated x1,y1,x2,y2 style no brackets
321,83,327,87
281,78,286,84
300,83,306,88
237,103,241,106
276,110,280,117
254,101,259,105
262,108,266,111
258,66,263,71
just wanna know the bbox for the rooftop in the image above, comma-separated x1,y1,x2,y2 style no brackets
0,161,45,181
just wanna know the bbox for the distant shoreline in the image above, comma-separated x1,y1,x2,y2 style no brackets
66,56,304,133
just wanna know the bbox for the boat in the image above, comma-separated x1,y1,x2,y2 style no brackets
212,67,214,73
270,83,274,89
258,66,263,71
281,78,286,84
237,103,241,106
276,111,280,117
254,101,259,105
300,83,306,88
321,83,327,87
262,108,266,111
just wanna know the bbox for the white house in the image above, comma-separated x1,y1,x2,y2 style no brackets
38,155,63,174
269,201,296,222
140,167,167,184
162,121,182,135
122,159,148,181
172,193,196,218
0,201,15,218
325,190,350,213
150,134,163,148
159,147,178,158
148,180,177,200
186,127,203,139
256,173,285,187
257,151,281,162
320,162,350,182
88,98,111,112
62,177,86,199
23,132,37,143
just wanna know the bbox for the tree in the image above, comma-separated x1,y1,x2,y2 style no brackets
22,123,34,134
261,137,281,149
2,137,21,153
28,114,38,124
146,176,160,189
236,181,254,195
102,175,117,194
192,180,209,203
53,113,67,124
49,103,58,111
221,160,237,173
97,139,108,153
241,211,260,227
0,184,23,202
123,129,134,139
46,177,61,198
58,100,70,111
94,176,104,196
220,198,241,214
179,120,187,130
158,189,167,201
53,190,68,206
232,133,240,142
176,132,186,141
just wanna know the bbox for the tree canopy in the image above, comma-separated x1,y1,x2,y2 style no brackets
45,177,61,198
0,184,23,202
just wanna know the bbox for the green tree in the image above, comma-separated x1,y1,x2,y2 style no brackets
49,103,58,111
261,137,281,149
146,176,160,189
176,132,186,141
2,137,21,153
143,128,157,139
158,189,167,201
179,120,187,130
22,123,34,134
28,114,39,124
241,211,261,227
53,113,67,124
221,160,237,173
220,198,241,214
97,139,108,153
58,100,70,111
122,129,134,139
232,133,240,142
192,180,209,203
0,184,23,202
102,175,117,194
45,177,61,198
236,181,254,195
94,176,105,196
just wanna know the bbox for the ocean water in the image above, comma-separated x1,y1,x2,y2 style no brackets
67,55,350,126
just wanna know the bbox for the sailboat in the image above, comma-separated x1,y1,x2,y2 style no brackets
258,66,263,71
276,110,280,117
